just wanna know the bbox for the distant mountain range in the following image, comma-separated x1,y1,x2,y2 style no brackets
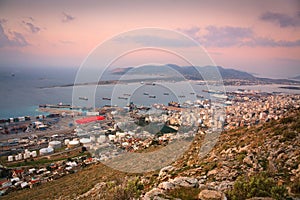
111,64,300,85
111,64,256,80
290,75,300,80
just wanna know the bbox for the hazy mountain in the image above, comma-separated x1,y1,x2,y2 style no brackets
111,64,256,80
290,75,300,80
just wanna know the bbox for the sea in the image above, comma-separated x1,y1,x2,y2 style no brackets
0,66,299,119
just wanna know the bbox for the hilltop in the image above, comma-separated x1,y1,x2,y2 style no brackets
2,108,299,200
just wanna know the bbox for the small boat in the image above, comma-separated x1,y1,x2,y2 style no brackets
79,96,88,100
124,93,131,96
203,89,224,94
118,97,128,100
196,94,204,98
163,93,169,95
178,95,185,98
102,97,111,100
143,92,149,95
145,82,156,86
190,92,195,95
211,94,228,99
149,95,156,98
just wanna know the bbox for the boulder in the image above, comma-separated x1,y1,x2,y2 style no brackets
158,181,175,190
171,177,199,188
207,169,218,176
158,165,175,179
198,189,224,200
243,155,253,166
143,188,164,200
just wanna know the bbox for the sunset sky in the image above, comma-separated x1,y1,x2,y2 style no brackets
0,0,299,78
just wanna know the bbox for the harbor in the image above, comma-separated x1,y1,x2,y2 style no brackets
0,83,300,195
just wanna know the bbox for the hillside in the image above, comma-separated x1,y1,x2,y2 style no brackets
2,109,300,200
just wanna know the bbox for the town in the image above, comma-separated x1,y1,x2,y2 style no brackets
0,90,300,196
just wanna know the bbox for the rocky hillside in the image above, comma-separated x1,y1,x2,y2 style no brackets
3,109,300,200
142,108,300,200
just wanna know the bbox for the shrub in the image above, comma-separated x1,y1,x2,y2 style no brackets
237,151,247,163
167,187,201,200
227,172,288,200
280,131,297,142
281,117,293,124
109,178,144,200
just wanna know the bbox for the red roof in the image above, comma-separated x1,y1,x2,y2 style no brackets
30,179,40,184
0,179,9,185
75,116,105,124
13,169,24,174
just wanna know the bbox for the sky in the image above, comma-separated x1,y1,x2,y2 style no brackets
0,0,299,78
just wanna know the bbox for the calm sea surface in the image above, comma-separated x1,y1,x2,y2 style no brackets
0,67,299,119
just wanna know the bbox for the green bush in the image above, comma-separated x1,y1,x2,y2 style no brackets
237,151,247,163
109,178,144,200
280,117,293,124
280,131,297,142
227,172,288,200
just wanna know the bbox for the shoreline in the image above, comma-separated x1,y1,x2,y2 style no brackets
38,78,300,89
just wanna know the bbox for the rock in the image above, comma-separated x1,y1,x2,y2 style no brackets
171,177,199,188
158,181,175,190
238,145,249,153
198,178,206,184
143,188,164,200
207,169,218,176
158,166,175,179
216,181,234,191
198,189,225,200
243,155,253,166
152,196,169,200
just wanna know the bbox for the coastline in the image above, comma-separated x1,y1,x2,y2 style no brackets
39,78,300,89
